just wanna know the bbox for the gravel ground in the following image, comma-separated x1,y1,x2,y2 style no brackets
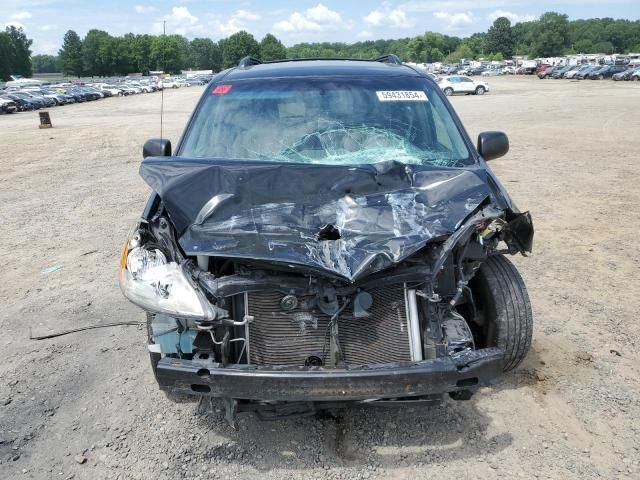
1,76,639,479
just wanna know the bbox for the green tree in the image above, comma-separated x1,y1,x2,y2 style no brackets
445,44,474,64
82,29,112,76
132,34,153,72
0,32,13,80
32,54,61,73
407,36,427,62
259,33,286,61
222,31,260,68
486,17,514,58
150,34,190,73
530,12,570,57
5,26,33,77
189,38,221,70
59,30,84,77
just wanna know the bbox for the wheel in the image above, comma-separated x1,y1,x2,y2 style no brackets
444,87,454,96
468,254,533,372
475,86,486,95
146,313,198,403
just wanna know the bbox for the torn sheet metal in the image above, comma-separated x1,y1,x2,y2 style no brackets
140,158,502,282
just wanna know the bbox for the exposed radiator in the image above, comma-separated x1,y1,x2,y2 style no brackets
246,284,412,366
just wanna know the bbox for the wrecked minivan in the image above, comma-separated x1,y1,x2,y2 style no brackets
120,55,533,420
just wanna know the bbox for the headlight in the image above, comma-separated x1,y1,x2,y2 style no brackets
119,242,218,320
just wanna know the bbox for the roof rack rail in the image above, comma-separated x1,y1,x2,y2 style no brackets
238,56,262,68
374,54,403,65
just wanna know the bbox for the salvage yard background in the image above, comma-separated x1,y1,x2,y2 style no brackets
1,76,639,479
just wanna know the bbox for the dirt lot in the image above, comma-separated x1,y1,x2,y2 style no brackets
1,76,639,479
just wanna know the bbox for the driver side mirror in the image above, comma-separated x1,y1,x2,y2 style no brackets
477,131,509,161
143,138,172,158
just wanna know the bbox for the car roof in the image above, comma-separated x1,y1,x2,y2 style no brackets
222,59,422,81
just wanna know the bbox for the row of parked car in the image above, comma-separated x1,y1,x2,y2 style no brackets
537,64,640,81
0,76,209,114
434,64,518,76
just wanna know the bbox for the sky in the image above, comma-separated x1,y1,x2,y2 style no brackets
3,0,640,55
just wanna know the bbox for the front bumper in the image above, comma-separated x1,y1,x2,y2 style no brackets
155,347,503,402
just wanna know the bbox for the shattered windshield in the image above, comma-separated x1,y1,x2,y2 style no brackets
180,76,473,167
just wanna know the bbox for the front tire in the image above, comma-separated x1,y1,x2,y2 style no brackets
475,86,486,95
444,87,454,96
469,254,533,371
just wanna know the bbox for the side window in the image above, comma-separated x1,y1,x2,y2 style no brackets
460,77,472,83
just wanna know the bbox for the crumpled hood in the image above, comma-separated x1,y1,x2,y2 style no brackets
140,158,497,282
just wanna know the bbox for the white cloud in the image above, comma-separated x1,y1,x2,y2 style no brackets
357,30,373,39
134,5,157,14
306,3,341,23
364,10,385,27
171,6,198,24
209,9,261,36
154,6,204,36
433,11,474,29
274,3,344,33
9,11,32,21
364,8,413,28
488,10,536,23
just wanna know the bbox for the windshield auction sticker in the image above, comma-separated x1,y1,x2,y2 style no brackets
376,91,428,102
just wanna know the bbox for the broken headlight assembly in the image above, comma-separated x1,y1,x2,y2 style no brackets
119,235,219,320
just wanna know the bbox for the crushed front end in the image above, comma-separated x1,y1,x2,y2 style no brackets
119,160,533,419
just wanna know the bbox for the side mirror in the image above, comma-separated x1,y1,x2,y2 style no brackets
477,131,509,161
142,138,172,158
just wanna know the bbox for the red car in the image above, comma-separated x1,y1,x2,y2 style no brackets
535,64,551,74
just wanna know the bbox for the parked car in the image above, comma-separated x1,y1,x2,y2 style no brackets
439,75,489,95
611,67,638,81
537,66,557,79
0,97,18,113
481,68,503,76
97,84,124,96
61,89,85,103
575,65,601,80
129,82,153,93
120,56,533,421
503,66,516,75
631,69,640,81
468,66,486,76
160,79,179,89
552,65,575,79
587,64,627,80
40,88,74,105
535,64,551,74
9,91,46,108
21,90,56,107
565,65,589,79
2,93,37,110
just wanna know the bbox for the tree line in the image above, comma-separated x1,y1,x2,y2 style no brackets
2,12,640,80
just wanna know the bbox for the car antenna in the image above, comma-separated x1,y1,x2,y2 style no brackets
160,20,166,143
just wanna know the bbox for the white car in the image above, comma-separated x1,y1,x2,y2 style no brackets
160,79,179,89
100,84,124,96
438,75,489,96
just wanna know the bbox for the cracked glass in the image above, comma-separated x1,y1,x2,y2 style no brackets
180,76,472,167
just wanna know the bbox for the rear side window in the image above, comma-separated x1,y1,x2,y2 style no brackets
180,75,472,167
